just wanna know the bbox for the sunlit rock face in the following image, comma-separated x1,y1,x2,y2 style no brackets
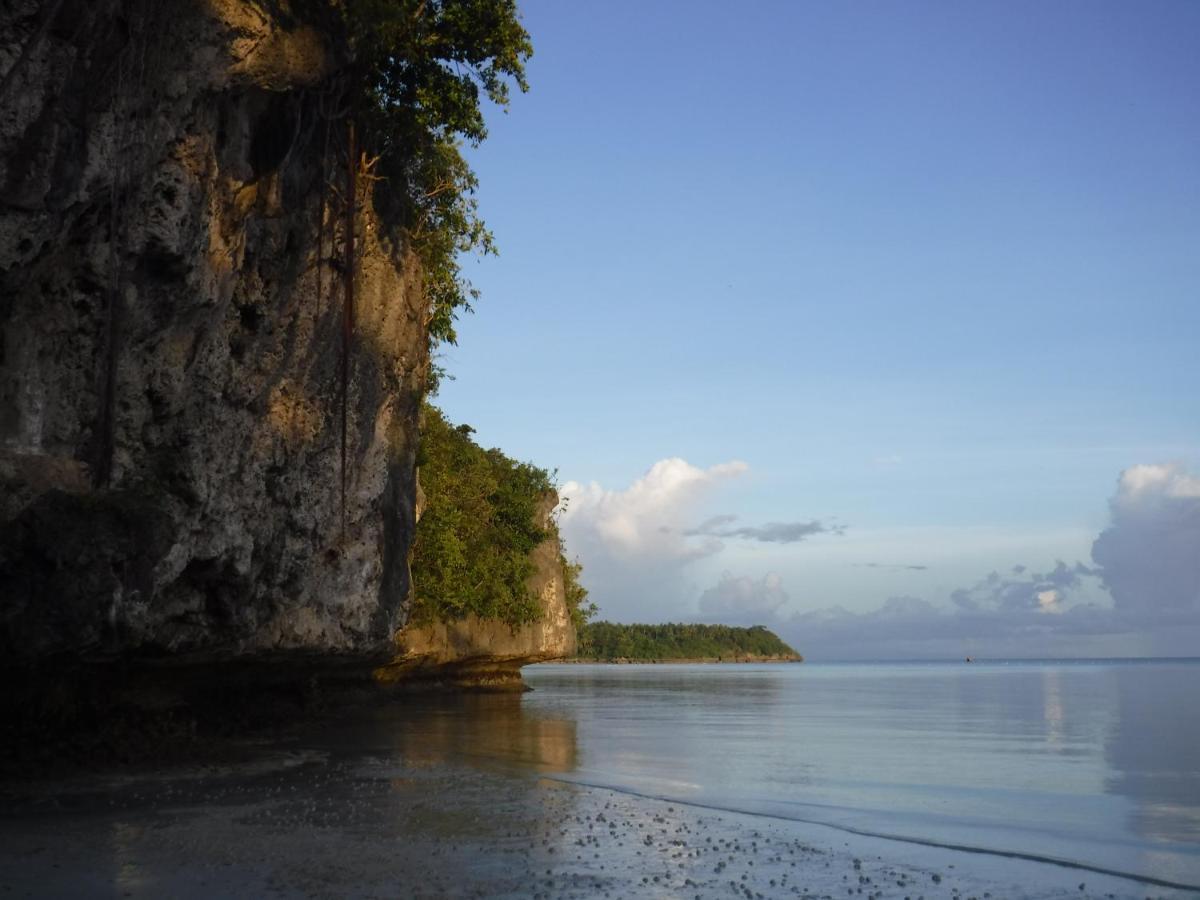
0,0,425,661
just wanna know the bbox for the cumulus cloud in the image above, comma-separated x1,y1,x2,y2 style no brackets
559,458,747,561
683,515,845,543
697,573,789,624
557,458,748,619
1092,463,1200,627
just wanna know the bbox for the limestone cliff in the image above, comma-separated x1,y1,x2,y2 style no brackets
0,0,426,664
0,1,576,725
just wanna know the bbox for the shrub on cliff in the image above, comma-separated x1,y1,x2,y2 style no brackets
410,405,592,628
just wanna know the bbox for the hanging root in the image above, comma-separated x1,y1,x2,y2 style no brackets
340,116,357,543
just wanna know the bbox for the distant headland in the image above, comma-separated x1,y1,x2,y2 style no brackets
571,622,802,663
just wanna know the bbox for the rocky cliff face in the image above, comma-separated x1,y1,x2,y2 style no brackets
0,0,426,664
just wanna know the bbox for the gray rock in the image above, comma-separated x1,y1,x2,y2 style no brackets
0,0,423,661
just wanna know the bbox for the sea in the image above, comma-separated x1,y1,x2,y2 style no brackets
518,659,1200,892
4,658,1199,897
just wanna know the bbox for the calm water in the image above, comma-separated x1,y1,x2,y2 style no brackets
521,659,1200,891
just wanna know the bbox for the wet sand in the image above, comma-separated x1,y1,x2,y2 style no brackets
1,706,1189,900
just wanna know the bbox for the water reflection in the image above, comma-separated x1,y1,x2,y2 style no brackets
58,696,580,897
1043,669,1066,750
351,693,578,775
1105,662,1200,846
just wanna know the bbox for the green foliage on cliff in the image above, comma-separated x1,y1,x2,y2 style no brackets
575,622,801,662
336,0,532,345
410,405,594,629
410,405,547,625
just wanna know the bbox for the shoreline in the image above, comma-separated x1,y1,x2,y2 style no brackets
549,656,803,665
0,742,1183,899
0,700,1189,899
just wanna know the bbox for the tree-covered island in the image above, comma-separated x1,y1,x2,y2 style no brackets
574,622,802,663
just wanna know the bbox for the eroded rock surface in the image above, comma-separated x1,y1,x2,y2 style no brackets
0,0,426,662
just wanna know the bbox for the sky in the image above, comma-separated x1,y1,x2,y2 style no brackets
433,0,1200,659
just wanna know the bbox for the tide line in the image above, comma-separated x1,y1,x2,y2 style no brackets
544,774,1200,894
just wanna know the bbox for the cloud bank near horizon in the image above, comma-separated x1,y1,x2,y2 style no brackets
556,458,1200,655
702,462,1200,658
561,459,1200,657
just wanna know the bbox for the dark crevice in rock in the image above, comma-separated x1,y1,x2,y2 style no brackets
137,238,190,281
248,91,298,178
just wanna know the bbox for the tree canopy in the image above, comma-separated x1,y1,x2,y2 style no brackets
576,622,802,661
336,0,532,345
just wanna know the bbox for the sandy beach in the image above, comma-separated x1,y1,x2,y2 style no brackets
0,696,1189,900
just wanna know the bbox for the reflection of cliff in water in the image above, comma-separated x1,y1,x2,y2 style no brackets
360,694,579,775
1105,662,1200,845
0,695,581,896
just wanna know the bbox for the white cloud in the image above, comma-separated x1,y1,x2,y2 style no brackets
560,457,746,559
1114,463,1200,504
1092,462,1200,626
558,457,748,619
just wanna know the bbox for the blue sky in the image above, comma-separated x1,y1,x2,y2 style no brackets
434,0,1200,657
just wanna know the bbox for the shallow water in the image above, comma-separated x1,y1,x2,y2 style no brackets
524,659,1200,890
